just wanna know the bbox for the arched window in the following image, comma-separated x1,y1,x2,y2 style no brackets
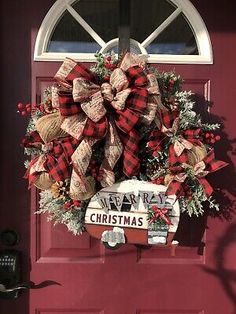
34,0,213,64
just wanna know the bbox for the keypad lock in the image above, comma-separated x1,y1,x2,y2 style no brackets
0,250,21,299
0,255,16,272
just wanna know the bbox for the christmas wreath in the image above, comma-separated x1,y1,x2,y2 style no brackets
19,52,227,243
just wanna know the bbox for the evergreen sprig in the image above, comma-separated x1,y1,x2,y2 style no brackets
38,190,86,235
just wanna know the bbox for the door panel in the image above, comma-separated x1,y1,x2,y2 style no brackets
36,216,104,263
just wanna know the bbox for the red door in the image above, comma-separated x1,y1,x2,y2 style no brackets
1,1,236,314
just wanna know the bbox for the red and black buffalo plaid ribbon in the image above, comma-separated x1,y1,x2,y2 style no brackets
119,129,141,177
203,149,228,172
22,130,44,148
166,149,228,198
161,108,178,128
66,61,94,83
167,128,202,165
126,65,148,87
82,116,107,139
165,164,186,197
148,112,202,166
24,133,79,184
58,91,82,116
55,60,150,179
43,136,79,181
148,128,188,165
148,109,177,153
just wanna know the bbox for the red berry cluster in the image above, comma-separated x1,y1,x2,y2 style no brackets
17,102,45,116
103,75,110,82
151,176,165,185
17,102,33,116
104,55,115,71
88,160,104,181
64,199,81,210
203,132,221,144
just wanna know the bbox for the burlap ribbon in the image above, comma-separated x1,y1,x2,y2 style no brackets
166,149,228,197
35,111,68,143
54,53,161,199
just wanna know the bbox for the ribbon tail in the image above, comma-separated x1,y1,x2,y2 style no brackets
60,113,87,140
70,137,98,199
205,150,229,173
160,213,172,225
99,122,123,187
198,177,213,197
141,73,161,125
121,129,141,177
26,155,47,188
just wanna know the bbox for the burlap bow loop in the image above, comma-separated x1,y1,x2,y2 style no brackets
146,73,160,95
173,161,208,184
161,117,196,157
72,78,100,102
193,160,209,178
110,68,129,92
161,117,179,136
118,52,147,72
143,73,163,124
99,67,132,110
55,57,95,89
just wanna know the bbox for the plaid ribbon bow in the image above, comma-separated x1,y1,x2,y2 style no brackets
166,149,228,197
54,53,160,199
149,205,172,225
23,131,79,186
149,116,202,165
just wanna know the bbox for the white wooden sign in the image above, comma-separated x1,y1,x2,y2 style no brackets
85,179,180,248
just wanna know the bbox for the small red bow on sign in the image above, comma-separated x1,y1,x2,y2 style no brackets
149,206,172,225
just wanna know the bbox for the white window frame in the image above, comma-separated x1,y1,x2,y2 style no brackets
34,0,213,64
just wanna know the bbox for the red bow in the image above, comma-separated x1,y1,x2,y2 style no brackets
149,206,172,225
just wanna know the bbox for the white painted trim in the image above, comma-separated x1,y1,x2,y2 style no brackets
148,54,212,64
173,0,213,63
65,4,105,47
34,0,74,61
141,7,182,48
34,0,213,64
